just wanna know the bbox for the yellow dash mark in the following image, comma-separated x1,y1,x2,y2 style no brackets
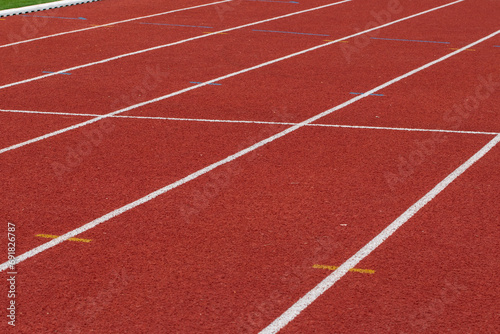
202,32,227,35
324,40,348,43
313,264,375,274
449,47,475,51
36,234,92,243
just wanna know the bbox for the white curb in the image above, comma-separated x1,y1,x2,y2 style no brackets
0,0,101,18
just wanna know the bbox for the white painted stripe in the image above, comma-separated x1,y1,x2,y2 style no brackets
260,133,500,334
1,108,498,136
0,0,351,89
0,28,497,273
0,0,99,18
0,0,231,49
307,123,498,135
0,0,469,155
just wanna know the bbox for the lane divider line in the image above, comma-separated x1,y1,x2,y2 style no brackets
252,29,330,36
313,264,375,274
370,37,450,44
42,71,72,75
350,92,384,96
90,24,115,28
0,0,351,89
324,39,348,43
35,234,91,243
0,108,498,136
0,0,465,156
190,81,222,85
0,25,495,277
202,31,227,34
0,0,232,49
140,22,213,29
449,47,475,51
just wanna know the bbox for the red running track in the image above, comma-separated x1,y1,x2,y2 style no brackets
0,0,499,332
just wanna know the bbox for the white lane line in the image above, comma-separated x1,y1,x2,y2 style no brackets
0,0,351,90
0,0,467,155
0,0,231,49
260,133,500,334
1,29,497,273
1,108,498,136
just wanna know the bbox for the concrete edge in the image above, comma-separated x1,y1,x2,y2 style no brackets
0,0,101,18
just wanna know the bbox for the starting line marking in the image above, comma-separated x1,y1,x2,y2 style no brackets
313,264,375,274
36,234,91,243
0,109,498,136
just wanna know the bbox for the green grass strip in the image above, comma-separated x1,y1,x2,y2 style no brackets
0,0,62,11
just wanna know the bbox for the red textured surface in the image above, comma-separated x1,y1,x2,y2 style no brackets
280,144,500,334
0,0,498,332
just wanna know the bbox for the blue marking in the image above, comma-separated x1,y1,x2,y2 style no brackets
22,15,86,20
246,0,299,3
350,92,384,96
253,29,329,37
494,45,500,47
190,81,222,86
370,37,450,44
42,71,72,75
140,22,213,29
